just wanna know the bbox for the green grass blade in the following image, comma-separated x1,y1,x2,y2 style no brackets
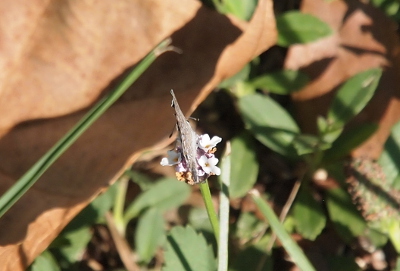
0,39,172,218
250,190,316,271
218,143,231,271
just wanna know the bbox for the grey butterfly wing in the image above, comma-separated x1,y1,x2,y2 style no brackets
170,90,200,184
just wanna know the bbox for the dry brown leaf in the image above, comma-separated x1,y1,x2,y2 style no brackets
285,0,400,159
0,0,276,269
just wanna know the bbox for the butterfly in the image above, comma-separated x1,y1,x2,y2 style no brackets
170,89,200,184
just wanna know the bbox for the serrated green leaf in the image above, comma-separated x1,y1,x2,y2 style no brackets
250,70,309,94
276,11,333,46
187,208,216,246
293,188,326,240
379,120,400,189
326,188,366,242
30,251,60,271
52,227,92,265
136,208,165,263
327,68,382,128
238,94,300,158
124,178,190,222
323,123,378,162
163,226,216,271
229,132,259,198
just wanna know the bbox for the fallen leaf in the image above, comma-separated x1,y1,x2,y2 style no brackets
285,0,400,159
0,0,276,269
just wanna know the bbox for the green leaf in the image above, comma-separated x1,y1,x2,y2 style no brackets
52,227,92,265
61,182,118,232
364,228,388,249
219,64,251,89
126,170,156,190
323,123,378,162
163,226,216,271
317,116,344,143
379,120,400,189
327,68,382,129
292,134,331,156
30,251,60,271
218,0,257,21
188,208,216,246
276,11,333,46
233,81,257,97
293,188,326,240
229,132,259,198
188,207,213,233
238,94,300,158
135,208,165,263
235,212,266,242
250,70,309,94
326,188,366,243
124,178,190,222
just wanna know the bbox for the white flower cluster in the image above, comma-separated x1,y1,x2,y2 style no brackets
161,134,222,185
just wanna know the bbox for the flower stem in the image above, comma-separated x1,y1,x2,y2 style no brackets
199,181,220,245
113,174,129,237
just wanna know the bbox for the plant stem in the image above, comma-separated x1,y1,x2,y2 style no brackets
218,142,231,271
199,181,220,245
113,174,129,236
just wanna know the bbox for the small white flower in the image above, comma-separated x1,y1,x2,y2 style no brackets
198,134,222,152
197,167,206,177
160,150,181,166
175,162,187,172
198,155,221,175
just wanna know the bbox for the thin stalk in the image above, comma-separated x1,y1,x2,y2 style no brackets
0,39,173,218
218,142,231,271
113,174,130,236
199,181,220,245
